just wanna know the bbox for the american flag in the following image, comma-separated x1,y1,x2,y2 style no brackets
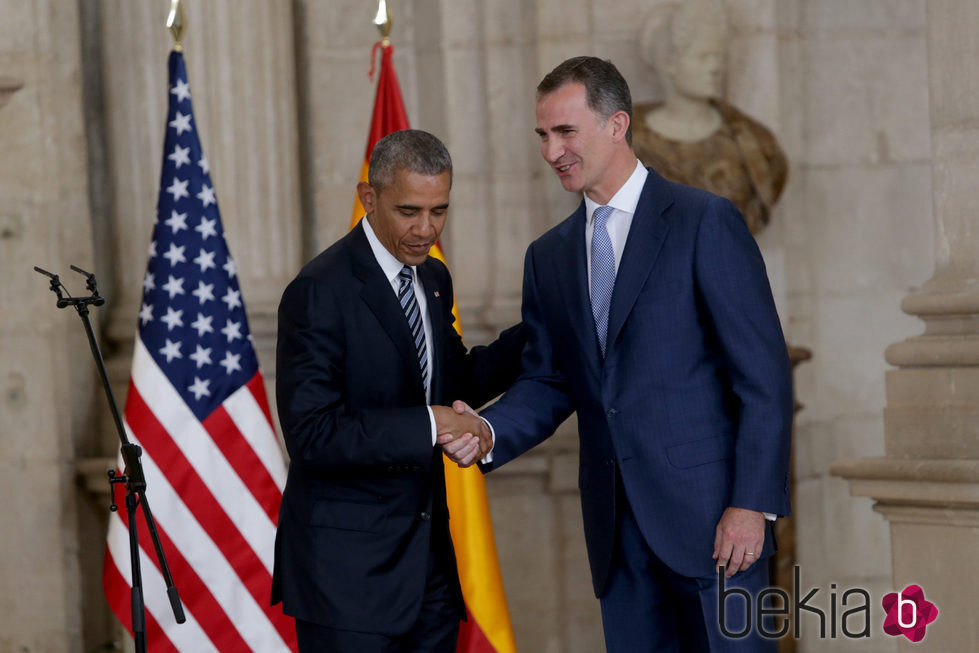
103,50,297,652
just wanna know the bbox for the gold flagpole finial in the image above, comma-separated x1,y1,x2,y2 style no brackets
373,0,393,46
167,0,186,51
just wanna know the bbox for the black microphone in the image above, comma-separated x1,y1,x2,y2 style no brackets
70,264,105,306
34,266,72,307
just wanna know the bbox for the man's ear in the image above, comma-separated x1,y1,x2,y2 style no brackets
357,181,376,215
609,110,631,144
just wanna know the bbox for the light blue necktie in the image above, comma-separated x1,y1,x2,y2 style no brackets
591,205,616,357
398,266,429,391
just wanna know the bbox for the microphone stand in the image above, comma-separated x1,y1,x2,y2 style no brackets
34,265,185,652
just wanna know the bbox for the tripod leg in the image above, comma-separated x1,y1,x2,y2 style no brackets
126,492,147,653
138,492,186,623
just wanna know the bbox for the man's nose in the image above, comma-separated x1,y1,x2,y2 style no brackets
542,139,563,163
413,214,435,237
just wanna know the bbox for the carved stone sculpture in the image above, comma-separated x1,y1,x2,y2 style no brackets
634,0,787,235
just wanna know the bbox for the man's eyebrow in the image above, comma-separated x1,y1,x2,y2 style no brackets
535,124,575,135
394,203,449,210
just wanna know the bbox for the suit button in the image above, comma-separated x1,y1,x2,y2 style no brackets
607,408,617,417
419,512,431,521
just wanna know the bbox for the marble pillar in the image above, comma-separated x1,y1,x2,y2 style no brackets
832,1,979,651
0,1,97,651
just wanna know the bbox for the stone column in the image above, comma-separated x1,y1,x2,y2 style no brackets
832,1,979,651
410,0,548,342
97,0,302,381
0,1,98,651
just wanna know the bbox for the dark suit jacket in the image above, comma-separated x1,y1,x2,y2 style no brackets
271,222,523,634
482,168,793,595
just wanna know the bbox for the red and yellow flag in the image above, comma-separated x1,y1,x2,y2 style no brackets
351,41,518,653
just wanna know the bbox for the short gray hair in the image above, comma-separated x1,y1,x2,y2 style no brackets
368,129,453,192
537,56,633,146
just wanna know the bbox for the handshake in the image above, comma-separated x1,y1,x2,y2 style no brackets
431,400,490,468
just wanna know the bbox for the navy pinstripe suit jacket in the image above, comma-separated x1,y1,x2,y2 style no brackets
482,168,793,595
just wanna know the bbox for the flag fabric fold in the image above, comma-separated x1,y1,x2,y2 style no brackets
103,50,297,652
352,42,518,653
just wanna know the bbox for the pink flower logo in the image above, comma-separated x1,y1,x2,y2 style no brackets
882,584,938,642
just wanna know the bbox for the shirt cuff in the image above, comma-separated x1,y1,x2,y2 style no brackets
479,416,495,464
426,406,437,447
764,512,776,521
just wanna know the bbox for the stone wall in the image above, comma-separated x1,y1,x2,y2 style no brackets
772,2,932,651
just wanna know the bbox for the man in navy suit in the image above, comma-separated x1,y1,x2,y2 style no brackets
455,57,793,651
272,129,523,652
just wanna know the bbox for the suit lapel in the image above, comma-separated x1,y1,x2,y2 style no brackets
555,202,603,380
606,169,674,354
349,224,426,397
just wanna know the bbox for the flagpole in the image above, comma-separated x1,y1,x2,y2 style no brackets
167,0,185,52
374,0,392,46
356,4,519,652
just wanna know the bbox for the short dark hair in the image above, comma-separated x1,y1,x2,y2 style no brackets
537,56,633,146
368,129,453,192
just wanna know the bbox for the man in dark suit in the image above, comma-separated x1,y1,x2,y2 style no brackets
455,57,793,651
272,129,523,652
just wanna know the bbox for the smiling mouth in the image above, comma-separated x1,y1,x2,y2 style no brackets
554,162,575,174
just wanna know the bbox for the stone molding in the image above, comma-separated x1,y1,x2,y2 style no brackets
831,456,979,509
0,76,22,109
873,504,979,528
885,287,979,365
77,457,116,496
901,288,979,316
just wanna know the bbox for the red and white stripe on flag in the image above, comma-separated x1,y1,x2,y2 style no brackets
102,50,296,651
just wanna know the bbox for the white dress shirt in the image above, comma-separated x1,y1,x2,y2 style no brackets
584,159,648,294
361,217,439,445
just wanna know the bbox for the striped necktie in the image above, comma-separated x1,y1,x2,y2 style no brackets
591,205,616,357
398,266,429,392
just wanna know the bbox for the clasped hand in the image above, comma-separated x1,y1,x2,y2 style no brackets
432,401,489,468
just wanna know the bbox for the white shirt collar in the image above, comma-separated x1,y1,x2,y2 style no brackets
361,216,413,283
584,159,648,223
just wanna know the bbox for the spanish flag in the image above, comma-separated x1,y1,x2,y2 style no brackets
351,41,518,653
